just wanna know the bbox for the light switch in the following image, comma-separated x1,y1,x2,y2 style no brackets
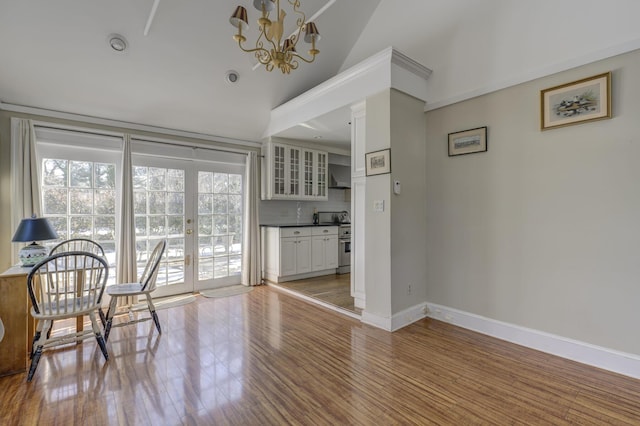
373,200,385,212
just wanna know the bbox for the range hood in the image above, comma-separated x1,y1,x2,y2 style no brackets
328,164,351,189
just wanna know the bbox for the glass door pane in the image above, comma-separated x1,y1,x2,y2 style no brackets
196,169,243,290
132,158,193,297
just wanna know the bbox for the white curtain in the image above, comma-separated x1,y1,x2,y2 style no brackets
116,135,137,305
242,151,261,286
12,119,42,262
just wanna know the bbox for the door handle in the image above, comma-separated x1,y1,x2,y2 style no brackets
185,255,191,266
186,229,193,235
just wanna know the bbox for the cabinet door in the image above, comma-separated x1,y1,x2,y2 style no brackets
287,146,301,197
272,144,286,197
315,151,327,199
311,236,325,271
280,238,297,276
302,150,315,198
324,235,339,269
296,237,312,274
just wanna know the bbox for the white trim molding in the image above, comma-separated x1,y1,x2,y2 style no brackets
362,302,428,332
265,47,432,138
426,302,640,380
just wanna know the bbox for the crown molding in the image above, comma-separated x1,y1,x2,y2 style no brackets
0,101,261,149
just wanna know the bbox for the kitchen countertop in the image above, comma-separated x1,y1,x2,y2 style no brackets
260,223,347,228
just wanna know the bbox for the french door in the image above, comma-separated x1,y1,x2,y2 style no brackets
132,156,244,298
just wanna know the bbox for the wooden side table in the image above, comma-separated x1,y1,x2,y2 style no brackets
0,266,35,377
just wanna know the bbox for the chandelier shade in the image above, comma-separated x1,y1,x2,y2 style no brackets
229,0,320,74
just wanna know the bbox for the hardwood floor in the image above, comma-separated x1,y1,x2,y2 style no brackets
1,285,640,425
271,273,362,315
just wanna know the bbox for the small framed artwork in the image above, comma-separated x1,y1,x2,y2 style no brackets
365,148,391,176
448,126,488,157
540,72,611,131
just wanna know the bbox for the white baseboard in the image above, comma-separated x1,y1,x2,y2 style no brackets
426,302,640,380
361,302,428,332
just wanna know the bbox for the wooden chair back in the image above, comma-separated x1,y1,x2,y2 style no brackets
49,238,106,258
27,252,108,318
140,240,166,292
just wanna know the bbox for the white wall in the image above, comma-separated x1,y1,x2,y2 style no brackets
424,48,640,356
259,189,350,225
342,0,640,110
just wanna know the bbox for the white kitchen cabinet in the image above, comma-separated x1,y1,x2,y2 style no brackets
262,226,337,282
263,142,328,201
311,226,338,271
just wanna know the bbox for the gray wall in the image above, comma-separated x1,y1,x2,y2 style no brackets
424,49,640,355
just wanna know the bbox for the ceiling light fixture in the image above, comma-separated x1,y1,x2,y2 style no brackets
229,0,321,74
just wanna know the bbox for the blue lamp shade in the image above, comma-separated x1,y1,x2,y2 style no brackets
12,217,59,267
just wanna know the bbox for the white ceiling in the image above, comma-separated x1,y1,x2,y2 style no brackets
0,0,381,145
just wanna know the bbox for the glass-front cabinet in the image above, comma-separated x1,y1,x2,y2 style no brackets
263,142,328,201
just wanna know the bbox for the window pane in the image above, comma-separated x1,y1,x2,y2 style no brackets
167,169,184,192
94,216,116,241
134,191,147,214
149,168,166,190
135,216,147,237
95,163,116,189
199,172,213,193
149,216,166,236
213,195,228,214
95,189,116,215
167,216,184,237
69,189,93,215
213,215,228,235
70,216,92,238
43,188,68,215
199,215,212,236
166,192,184,215
133,166,148,189
198,194,212,214
213,173,228,193
148,192,166,214
70,161,92,188
229,174,242,194
43,159,67,186
228,195,242,215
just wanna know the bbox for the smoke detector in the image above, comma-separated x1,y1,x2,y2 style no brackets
108,34,128,52
225,70,240,84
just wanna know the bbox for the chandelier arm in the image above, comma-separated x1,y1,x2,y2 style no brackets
237,40,272,63
289,51,317,64
288,0,306,49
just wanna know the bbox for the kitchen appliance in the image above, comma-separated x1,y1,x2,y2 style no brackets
337,224,351,274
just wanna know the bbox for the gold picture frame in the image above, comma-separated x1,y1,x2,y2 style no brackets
540,72,611,130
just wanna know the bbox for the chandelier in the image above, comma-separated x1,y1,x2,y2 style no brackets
229,0,321,74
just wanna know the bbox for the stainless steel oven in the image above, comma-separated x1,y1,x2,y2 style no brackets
337,224,351,274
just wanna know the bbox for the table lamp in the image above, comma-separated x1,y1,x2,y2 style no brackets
11,216,59,266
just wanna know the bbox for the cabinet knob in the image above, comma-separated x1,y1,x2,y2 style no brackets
294,231,300,234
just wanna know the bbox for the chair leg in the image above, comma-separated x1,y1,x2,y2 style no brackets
89,311,109,361
27,346,43,382
104,297,118,342
98,307,106,328
27,320,50,382
146,294,161,334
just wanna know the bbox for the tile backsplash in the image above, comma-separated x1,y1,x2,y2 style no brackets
259,188,350,225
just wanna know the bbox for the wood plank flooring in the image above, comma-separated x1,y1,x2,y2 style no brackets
273,273,361,315
1,285,640,425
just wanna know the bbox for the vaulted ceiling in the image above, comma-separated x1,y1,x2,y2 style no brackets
2,1,640,149
0,0,381,143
